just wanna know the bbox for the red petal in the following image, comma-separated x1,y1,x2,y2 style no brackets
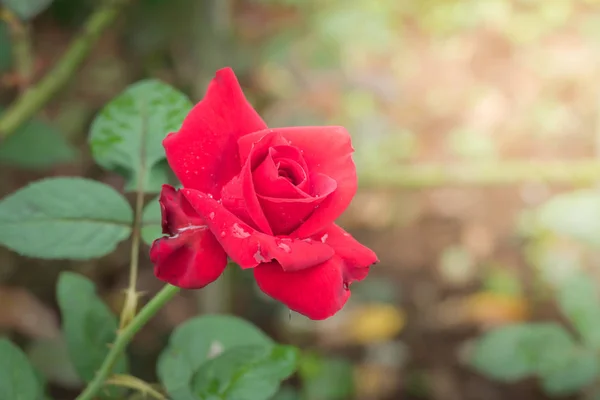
163,68,267,197
158,184,203,234
254,224,377,319
253,146,311,199
181,188,335,271
258,173,337,235
221,156,273,235
238,126,357,237
149,185,227,289
150,229,227,289
317,224,378,283
221,131,293,234
253,258,350,320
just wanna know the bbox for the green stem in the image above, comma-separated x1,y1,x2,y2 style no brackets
0,0,129,140
2,9,34,91
119,98,148,328
76,284,181,400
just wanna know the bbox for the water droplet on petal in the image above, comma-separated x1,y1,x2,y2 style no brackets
209,212,215,219
343,282,349,290
320,233,328,243
220,231,226,237
254,248,267,263
232,223,250,238
277,242,291,253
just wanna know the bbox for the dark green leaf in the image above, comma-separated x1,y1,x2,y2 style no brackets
0,339,44,400
556,272,600,350
298,354,354,400
470,323,575,382
141,194,161,245
1,0,53,20
540,349,598,396
57,272,128,385
157,315,273,400
0,177,132,259
89,79,192,193
191,344,299,400
0,116,77,169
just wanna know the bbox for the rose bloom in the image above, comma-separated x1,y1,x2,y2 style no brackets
150,68,378,320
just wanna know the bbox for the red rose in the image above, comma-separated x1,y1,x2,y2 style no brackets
149,68,378,320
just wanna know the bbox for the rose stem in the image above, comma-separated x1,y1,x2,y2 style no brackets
75,283,180,400
0,0,130,141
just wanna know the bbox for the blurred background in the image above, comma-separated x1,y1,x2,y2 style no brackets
3,0,600,399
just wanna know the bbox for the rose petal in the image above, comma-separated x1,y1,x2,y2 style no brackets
317,224,379,283
221,131,293,234
238,126,357,236
158,184,203,234
221,156,273,235
164,68,267,197
258,173,337,235
253,224,378,320
149,185,227,289
181,188,335,271
150,229,227,289
253,146,311,199
253,257,350,320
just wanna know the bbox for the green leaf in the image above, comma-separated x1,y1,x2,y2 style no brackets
0,116,77,169
470,323,576,382
89,79,192,193
141,194,161,246
298,354,354,400
0,338,44,400
537,189,600,247
1,0,53,20
556,272,600,350
191,344,299,400
157,315,273,400
57,272,128,385
0,177,132,259
540,349,598,396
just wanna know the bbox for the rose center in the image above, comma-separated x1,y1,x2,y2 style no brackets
275,159,305,186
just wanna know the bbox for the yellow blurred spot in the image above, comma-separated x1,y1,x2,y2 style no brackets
464,292,529,327
347,304,406,345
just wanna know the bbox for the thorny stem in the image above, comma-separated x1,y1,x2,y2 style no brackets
0,0,129,140
120,100,148,328
75,284,180,400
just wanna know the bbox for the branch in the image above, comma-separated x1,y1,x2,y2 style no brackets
119,99,148,328
358,160,600,188
0,0,129,140
75,284,180,400
1,8,34,91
